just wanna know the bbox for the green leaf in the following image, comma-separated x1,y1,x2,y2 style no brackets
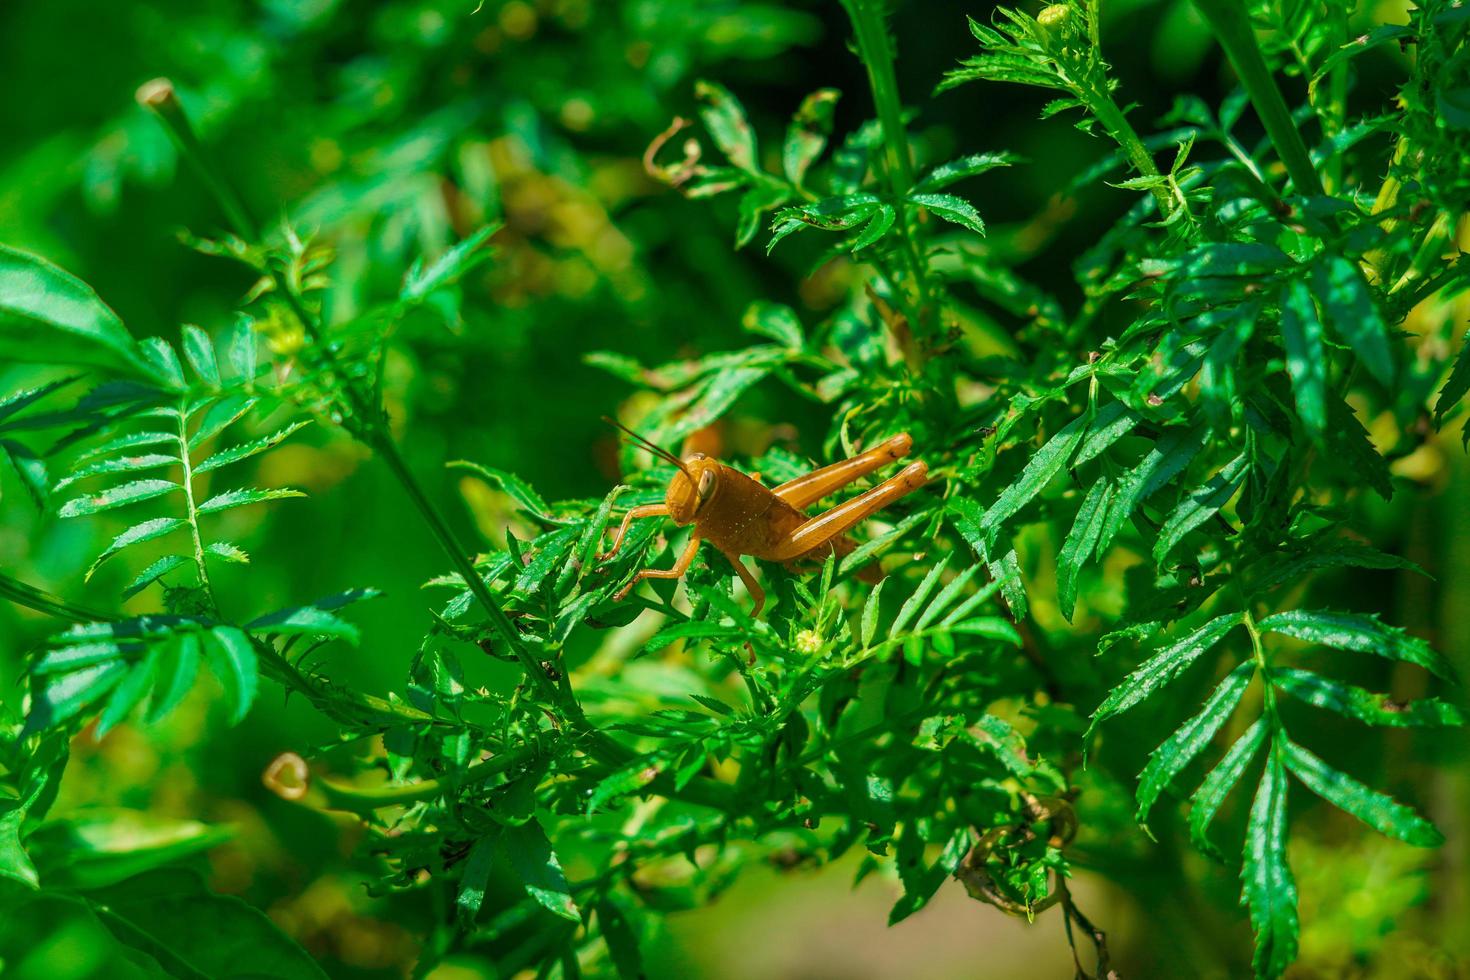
1074,402,1140,466
204,627,258,725
94,650,160,739
180,325,220,387
59,478,179,517
194,420,310,473
456,834,498,929
741,302,805,349
1280,279,1326,436
596,895,645,980
27,811,231,890
889,556,951,639
247,591,380,645
1098,426,1206,553
643,620,743,653
981,412,1089,536
1136,661,1255,826
224,315,258,383
849,204,897,252
146,633,202,723
0,243,153,378
86,517,187,580
1088,612,1242,737
1153,453,1248,562
1281,740,1442,847
196,486,306,514
695,79,758,173
77,868,327,979
1057,480,1111,622
139,338,184,389
206,541,250,564
860,577,887,649
1190,718,1267,860
122,554,189,600
23,661,127,735
448,460,557,521
783,88,840,188
907,193,986,235
914,151,1019,192
1308,256,1394,387
1241,744,1299,979
401,225,499,302
54,453,177,491
76,430,179,462
500,820,580,922
1273,668,1463,728
189,392,257,447
1434,323,1470,426
1256,609,1454,679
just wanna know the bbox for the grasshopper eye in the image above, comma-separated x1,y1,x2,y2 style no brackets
696,469,717,502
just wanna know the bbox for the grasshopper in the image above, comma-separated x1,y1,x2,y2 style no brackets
598,420,928,615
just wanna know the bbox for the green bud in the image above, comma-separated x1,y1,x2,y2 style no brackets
1037,4,1076,35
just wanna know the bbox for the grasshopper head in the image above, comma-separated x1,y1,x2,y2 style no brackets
666,454,719,525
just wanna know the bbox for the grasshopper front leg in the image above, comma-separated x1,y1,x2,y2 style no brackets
614,532,701,601
597,504,668,563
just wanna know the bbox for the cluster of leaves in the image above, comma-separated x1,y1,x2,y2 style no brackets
2,0,1468,978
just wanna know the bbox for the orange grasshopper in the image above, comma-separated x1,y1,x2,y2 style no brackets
597,420,928,615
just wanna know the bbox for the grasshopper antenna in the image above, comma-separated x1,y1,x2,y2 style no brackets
601,416,694,480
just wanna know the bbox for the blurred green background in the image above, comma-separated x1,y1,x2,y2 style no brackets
2,0,1465,976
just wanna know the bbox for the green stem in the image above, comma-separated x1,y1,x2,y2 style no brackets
141,78,625,766
1192,0,1324,196
1087,91,1177,217
175,396,216,612
0,570,108,623
843,0,935,334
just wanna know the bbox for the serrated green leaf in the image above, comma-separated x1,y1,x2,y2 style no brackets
1242,742,1299,979
1190,718,1267,860
1058,480,1111,622
643,620,742,653
889,557,951,639
907,193,986,235
1273,667,1463,727
1088,612,1242,736
1154,453,1248,561
225,315,258,383
147,632,202,723
86,517,187,580
94,649,159,739
194,420,309,474
123,554,189,599
189,392,257,447
206,541,250,564
1256,609,1453,679
456,834,498,929
181,325,220,387
1280,279,1326,436
448,460,557,522
401,225,499,302
1074,402,1140,466
54,453,176,491
1137,661,1255,825
205,627,258,725
981,412,1089,536
782,88,839,188
1098,426,1206,554
23,661,127,735
1282,740,1442,846
59,478,178,517
501,820,581,922
1309,256,1394,387
850,204,896,252
914,152,1019,192
197,486,305,514
695,79,758,173
76,430,179,462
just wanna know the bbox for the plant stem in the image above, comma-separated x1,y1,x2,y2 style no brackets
1192,0,1324,196
843,0,935,334
176,396,216,612
140,78,626,765
0,570,108,623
